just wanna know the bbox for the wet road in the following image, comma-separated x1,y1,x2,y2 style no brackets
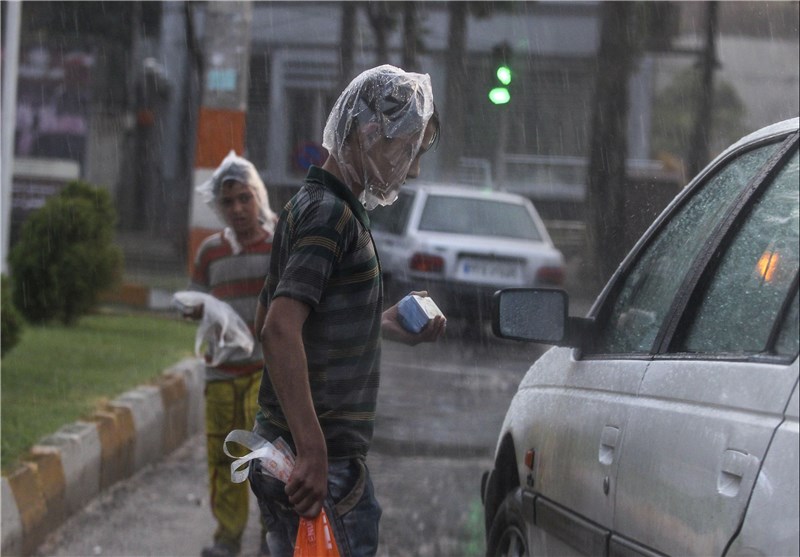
36,325,547,557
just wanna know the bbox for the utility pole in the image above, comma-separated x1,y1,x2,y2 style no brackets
1,1,22,274
187,1,253,274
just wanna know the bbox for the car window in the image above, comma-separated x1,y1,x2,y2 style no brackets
369,192,414,235
593,141,782,355
418,195,543,241
676,149,799,356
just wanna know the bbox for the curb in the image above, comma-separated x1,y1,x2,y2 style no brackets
0,358,205,557
98,280,177,312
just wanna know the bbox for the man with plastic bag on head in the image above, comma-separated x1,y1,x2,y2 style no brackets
186,151,277,557
249,65,446,557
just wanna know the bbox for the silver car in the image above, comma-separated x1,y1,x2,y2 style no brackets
482,118,799,556
370,183,565,328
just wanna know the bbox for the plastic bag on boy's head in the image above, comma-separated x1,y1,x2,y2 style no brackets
295,510,340,557
172,291,254,366
195,150,278,234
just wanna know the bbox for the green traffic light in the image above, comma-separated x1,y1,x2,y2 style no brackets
489,87,510,105
496,65,512,85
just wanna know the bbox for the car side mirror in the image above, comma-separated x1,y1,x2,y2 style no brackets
491,288,591,347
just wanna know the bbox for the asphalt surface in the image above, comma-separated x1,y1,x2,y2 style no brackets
34,326,548,557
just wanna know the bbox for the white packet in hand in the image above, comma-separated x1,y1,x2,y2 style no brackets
223,430,295,483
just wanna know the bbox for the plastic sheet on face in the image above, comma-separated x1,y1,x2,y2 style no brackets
322,65,435,209
196,150,278,231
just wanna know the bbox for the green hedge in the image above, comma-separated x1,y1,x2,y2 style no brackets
9,181,123,325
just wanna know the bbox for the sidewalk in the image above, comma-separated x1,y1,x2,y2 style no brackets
1,358,206,557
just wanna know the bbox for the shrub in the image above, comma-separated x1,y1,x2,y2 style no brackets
9,181,123,325
1,274,24,357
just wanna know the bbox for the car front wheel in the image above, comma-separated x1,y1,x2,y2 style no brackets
486,489,529,557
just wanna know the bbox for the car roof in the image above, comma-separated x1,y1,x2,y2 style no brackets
681,118,798,193
722,117,798,157
401,182,531,205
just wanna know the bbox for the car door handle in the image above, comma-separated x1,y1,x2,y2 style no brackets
717,449,752,497
599,426,620,465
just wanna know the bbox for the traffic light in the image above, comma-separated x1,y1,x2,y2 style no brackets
489,42,512,105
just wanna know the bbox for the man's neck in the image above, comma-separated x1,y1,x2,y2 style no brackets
322,155,363,200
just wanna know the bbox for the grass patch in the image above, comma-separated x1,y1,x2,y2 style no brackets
461,497,486,557
1,310,196,472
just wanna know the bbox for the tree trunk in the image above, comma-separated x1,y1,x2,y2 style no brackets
441,1,468,180
338,2,356,91
366,3,392,64
584,2,640,289
171,0,204,259
402,2,418,72
687,1,718,178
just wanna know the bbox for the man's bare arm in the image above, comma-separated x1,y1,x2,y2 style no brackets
260,296,327,517
254,300,267,339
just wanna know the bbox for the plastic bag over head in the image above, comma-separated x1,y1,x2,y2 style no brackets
322,65,435,210
195,151,278,235
172,291,254,367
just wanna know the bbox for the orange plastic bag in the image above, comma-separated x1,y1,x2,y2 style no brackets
294,509,341,557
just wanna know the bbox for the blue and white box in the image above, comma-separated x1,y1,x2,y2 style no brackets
397,294,445,334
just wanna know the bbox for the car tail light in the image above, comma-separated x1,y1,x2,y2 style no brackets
536,265,564,286
410,253,444,273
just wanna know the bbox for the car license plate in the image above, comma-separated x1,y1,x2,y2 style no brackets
457,257,522,284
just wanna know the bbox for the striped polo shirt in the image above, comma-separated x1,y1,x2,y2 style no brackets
190,231,272,378
256,166,383,459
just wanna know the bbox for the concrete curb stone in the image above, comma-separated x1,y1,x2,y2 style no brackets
4,462,47,556
90,408,136,491
1,477,23,556
28,448,67,537
0,357,205,556
159,372,190,454
110,386,166,471
36,421,102,515
165,358,206,436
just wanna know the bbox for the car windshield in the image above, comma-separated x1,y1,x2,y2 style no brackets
370,192,414,235
418,195,543,241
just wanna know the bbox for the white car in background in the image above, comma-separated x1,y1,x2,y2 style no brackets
369,183,565,332
482,118,799,556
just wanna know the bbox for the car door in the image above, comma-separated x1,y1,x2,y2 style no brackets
610,136,799,555
516,350,649,556
520,130,798,557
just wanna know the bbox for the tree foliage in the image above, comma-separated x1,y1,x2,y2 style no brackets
1,275,25,358
9,181,123,325
652,66,746,163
